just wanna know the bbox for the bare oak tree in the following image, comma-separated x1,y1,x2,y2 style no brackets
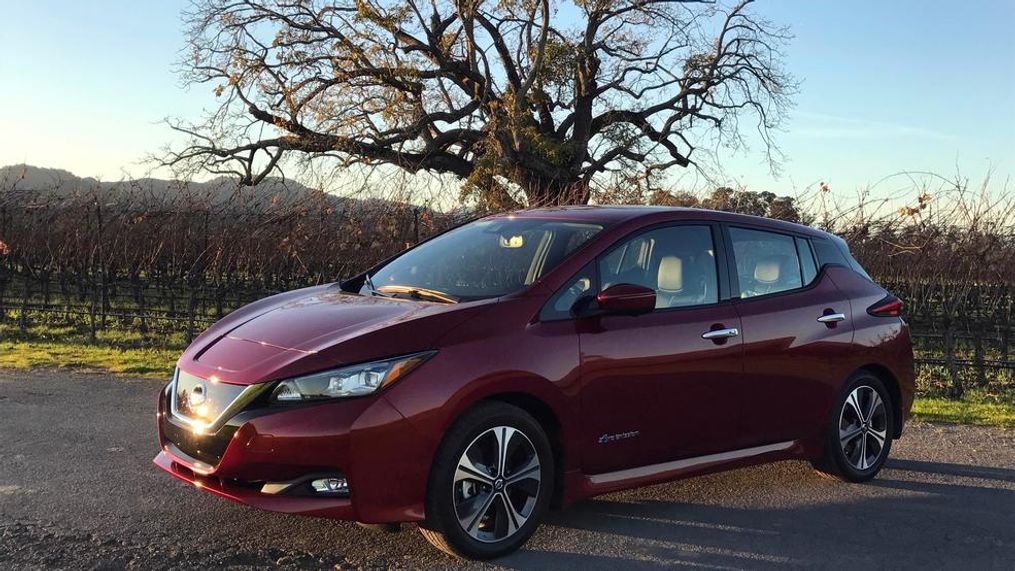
164,0,793,207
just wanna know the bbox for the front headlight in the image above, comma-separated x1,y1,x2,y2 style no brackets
271,351,436,402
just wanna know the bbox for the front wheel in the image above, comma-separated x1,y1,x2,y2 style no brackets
814,372,894,482
419,402,553,560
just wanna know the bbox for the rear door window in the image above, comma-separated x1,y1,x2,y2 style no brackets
729,227,804,298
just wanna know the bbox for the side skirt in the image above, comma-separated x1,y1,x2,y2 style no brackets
576,440,802,499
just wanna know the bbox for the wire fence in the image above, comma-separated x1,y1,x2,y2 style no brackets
1,178,1014,400
1,272,1012,400
0,182,465,342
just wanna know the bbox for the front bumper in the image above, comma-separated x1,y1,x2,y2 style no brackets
153,380,433,523
153,451,356,519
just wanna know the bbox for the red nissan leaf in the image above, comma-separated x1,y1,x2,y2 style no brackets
154,206,914,559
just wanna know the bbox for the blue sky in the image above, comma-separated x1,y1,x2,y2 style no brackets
1,1,1012,199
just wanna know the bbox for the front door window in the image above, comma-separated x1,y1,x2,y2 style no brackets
598,225,719,309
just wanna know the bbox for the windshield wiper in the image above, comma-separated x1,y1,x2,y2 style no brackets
362,272,389,297
376,285,459,304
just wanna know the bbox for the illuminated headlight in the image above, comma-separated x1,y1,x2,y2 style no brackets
271,351,435,402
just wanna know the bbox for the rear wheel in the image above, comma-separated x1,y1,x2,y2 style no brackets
419,402,553,560
814,372,894,482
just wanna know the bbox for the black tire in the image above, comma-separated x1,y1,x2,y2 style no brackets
418,401,553,560
813,371,895,482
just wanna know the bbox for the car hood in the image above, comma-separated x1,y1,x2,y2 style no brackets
225,290,450,351
180,286,482,384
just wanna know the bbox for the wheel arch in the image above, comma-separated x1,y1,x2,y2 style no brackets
422,385,570,512
414,390,563,557
479,392,567,509
857,363,903,438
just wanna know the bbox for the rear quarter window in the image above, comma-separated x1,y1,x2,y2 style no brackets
811,237,848,268
796,237,818,284
844,252,873,280
811,236,874,281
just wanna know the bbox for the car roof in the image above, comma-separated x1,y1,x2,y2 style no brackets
488,205,829,238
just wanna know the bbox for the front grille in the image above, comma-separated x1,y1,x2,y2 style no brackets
160,370,275,468
161,375,242,467
161,402,238,466
171,369,248,429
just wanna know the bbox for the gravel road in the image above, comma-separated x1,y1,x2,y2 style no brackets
1,369,1012,569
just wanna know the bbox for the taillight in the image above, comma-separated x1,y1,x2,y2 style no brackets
868,294,903,317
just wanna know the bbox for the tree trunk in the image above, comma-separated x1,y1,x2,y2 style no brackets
521,176,591,207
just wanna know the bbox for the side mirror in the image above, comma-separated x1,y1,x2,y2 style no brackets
596,283,656,315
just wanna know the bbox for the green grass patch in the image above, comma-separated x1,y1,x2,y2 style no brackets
0,320,184,378
0,321,191,350
0,340,177,378
0,324,179,381
911,397,1015,429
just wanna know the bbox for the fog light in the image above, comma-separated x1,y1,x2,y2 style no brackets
311,477,349,495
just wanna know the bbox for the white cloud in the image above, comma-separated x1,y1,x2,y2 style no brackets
788,111,956,141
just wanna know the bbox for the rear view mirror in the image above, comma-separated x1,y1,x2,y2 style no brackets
499,235,525,248
596,283,656,315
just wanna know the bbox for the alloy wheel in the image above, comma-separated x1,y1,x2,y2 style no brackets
453,426,541,543
838,385,889,470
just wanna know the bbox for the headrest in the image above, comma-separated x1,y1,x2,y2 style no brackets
754,256,786,284
658,256,683,292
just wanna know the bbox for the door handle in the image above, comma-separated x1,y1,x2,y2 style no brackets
701,327,739,340
817,313,847,324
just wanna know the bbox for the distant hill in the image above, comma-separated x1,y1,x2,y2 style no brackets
0,165,477,226
0,164,328,209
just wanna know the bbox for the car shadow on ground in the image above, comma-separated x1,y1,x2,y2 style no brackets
887,458,1015,483
499,459,1015,570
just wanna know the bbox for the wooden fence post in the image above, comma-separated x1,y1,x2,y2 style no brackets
18,272,30,334
943,322,964,399
1000,325,1009,364
88,275,98,343
215,285,224,320
185,286,198,344
95,198,106,332
973,326,987,387
40,271,50,308
60,273,70,321
133,276,147,335
0,272,6,324
100,271,108,330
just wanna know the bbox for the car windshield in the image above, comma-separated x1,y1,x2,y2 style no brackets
363,218,603,302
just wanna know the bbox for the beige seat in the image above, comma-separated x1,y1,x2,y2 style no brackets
744,254,796,297
754,256,784,284
656,255,684,308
